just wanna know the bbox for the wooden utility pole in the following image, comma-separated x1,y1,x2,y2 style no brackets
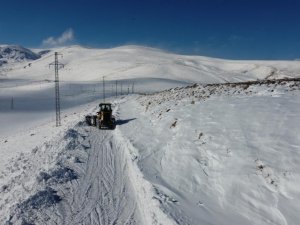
103,76,106,102
132,82,134,94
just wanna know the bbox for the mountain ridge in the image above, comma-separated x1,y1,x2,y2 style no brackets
1,44,300,83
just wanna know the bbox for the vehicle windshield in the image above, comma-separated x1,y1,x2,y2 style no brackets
100,104,111,111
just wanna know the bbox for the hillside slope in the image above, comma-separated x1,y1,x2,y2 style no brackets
2,45,300,83
2,44,299,138
116,80,300,225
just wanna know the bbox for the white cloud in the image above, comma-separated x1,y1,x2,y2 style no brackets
42,28,74,46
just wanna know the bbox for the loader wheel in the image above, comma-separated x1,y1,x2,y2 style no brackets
92,115,97,127
85,116,92,126
111,119,116,129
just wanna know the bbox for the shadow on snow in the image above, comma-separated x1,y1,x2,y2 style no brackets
116,118,136,125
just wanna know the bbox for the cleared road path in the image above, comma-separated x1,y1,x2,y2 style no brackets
53,126,142,225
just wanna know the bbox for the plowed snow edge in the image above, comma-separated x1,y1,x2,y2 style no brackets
114,127,175,225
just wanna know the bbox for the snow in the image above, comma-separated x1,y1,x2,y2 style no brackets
1,45,300,224
116,81,300,225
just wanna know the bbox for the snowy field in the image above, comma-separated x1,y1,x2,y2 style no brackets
1,45,300,224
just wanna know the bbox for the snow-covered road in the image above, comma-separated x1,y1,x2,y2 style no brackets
1,104,174,225
4,123,142,225
52,127,141,225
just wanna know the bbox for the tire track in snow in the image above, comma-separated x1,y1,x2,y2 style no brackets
53,127,141,225
4,121,172,225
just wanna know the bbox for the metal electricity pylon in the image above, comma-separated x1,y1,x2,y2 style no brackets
49,52,64,127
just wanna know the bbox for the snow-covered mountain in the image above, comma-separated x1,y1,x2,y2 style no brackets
0,45,41,66
2,45,300,83
0,44,300,225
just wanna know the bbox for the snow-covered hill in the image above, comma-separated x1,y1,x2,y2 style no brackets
1,44,300,136
117,79,300,225
2,45,300,83
1,44,300,225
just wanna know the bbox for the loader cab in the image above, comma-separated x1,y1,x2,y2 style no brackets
99,103,112,112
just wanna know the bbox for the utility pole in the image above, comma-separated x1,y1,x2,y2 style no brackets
10,97,14,110
115,80,118,97
49,52,64,127
121,82,123,95
103,76,105,102
132,82,134,94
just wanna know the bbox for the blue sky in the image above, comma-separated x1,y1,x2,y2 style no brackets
0,0,299,59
